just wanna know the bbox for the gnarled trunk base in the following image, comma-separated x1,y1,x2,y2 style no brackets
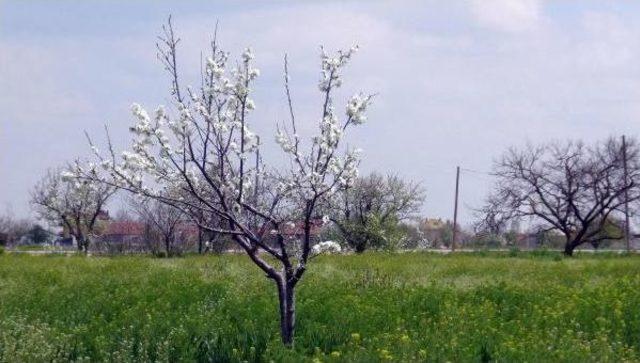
563,245,573,256
564,239,579,256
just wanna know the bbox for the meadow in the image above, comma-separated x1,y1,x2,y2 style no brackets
1,252,640,362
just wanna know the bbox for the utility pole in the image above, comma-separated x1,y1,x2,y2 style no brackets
452,166,460,252
623,135,631,252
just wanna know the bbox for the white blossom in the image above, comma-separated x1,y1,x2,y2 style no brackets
73,40,372,308
311,241,342,255
242,47,254,62
346,93,372,125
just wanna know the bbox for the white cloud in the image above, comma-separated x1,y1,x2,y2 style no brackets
0,41,93,121
578,11,638,68
470,0,543,33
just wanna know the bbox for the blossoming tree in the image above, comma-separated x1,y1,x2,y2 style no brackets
31,167,115,251
329,173,425,252
70,19,372,345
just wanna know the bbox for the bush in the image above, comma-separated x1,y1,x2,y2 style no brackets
337,214,408,253
466,233,504,249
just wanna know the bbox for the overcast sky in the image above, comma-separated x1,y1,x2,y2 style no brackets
2,0,640,225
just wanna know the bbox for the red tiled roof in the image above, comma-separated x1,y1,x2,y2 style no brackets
104,221,145,236
265,219,325,237
176,223,199,236
103,219,324,238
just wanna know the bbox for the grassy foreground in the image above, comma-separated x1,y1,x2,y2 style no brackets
1,252,640,362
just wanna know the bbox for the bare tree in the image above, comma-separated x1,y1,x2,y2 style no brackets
479,137,639,256
71,18,372,345
129,195,184,256
31,167,115,252
329,173,425,252
0,213,31,246
189,202,210,254
178,188,227,254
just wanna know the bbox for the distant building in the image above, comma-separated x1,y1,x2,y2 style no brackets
56,236,75,247
420,218,455,248
279,219,324,240
101,221,146,244
90,216,326,253
422,218,447,230
97,219,204,253
59,209,111,240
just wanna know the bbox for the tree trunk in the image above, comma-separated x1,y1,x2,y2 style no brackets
198,228,203,254
563,244,574,256
76,234,86,252
564,230,589,256
352,236,369,253
165,236,171,257
276,278,296,346
564,238,577,256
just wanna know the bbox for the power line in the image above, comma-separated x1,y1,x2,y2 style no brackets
460,167,496,176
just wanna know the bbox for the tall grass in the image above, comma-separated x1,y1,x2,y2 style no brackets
1,252,639,361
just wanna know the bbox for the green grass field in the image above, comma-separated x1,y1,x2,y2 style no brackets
1,252,640,362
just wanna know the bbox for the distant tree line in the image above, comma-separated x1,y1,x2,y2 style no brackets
13,136,640,258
